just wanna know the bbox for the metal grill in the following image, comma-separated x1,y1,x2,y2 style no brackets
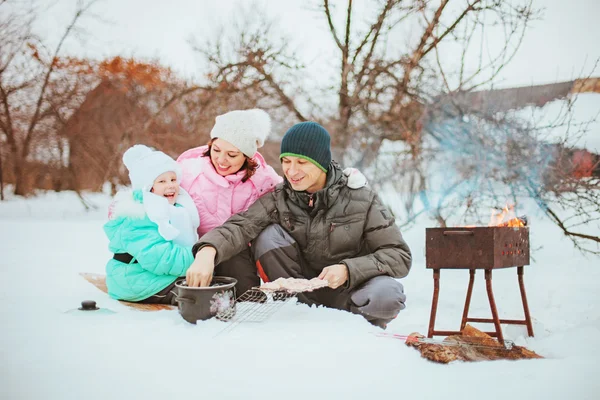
215,288,296,335
425,226,534,343
426,227,530,269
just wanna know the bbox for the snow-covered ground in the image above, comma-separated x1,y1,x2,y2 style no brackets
1,189,598,400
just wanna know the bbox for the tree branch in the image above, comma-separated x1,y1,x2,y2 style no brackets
0,84,15,148
255,65,307,121
543,203,600,243
353,0,395,100
22,0,97,161
323,0,344,51
422,1,480,56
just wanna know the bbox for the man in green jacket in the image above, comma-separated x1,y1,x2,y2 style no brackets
186,121,412,327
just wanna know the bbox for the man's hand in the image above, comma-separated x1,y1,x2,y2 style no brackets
318,264,348,289
186,247,217,287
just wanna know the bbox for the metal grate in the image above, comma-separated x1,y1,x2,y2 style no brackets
215,288,297,335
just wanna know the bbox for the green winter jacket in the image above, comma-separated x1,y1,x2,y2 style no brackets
104,190,194,301
194,163,412,290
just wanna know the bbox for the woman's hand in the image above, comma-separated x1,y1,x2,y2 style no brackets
318,264,348,289
186,247,217,287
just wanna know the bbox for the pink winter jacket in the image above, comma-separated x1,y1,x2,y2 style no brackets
177,145,283,237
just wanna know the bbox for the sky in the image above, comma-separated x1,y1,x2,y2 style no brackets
28,0,600,89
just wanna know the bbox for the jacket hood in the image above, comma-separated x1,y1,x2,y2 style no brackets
109,190,146,220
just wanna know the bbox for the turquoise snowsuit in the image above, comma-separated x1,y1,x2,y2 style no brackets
103,190,195,301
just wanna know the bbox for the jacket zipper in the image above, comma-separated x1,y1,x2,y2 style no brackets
306,194,314,250
306,215,311,249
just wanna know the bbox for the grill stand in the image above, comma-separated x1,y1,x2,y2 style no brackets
427,266,534,342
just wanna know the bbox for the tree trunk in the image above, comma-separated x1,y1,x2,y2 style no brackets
0,147,4,200
12,155,25,196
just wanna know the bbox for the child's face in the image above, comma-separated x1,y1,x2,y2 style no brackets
151,171,179,205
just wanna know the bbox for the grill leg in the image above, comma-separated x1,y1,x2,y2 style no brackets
517,266,535,337
460,269,476,331
427,269,441,338
484,269,504,343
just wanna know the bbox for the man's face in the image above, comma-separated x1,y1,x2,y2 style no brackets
151,171,179,205
281,156,326,193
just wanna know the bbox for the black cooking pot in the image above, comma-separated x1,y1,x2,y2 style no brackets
175,277,237,324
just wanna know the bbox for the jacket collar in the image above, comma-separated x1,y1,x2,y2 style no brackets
284,162,347,211
108,188,199,227
202,156,246,187
178,145,273,188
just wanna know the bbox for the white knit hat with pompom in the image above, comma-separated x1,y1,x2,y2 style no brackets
122,145,181,191
210,109,271,157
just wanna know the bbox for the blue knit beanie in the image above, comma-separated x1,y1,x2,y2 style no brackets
279,122,331,172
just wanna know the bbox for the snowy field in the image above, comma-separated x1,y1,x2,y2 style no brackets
1,189,599,400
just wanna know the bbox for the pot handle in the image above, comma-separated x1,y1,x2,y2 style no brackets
175,296,195,304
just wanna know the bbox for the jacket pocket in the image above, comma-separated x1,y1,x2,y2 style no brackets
328,218,364,258
283,212,307,244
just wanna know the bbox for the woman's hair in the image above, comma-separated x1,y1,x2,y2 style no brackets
203,138,258,182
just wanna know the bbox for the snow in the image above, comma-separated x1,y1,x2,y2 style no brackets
1,190,599,400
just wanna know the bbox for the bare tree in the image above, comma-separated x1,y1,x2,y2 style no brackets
0,0,99,196
192,0,538,160
0,1,36,198
191,5,310,124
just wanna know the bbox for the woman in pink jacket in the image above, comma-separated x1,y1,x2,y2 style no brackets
177,109,282,295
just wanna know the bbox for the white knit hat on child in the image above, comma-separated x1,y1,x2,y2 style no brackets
122,145,182,191
210,109,271,157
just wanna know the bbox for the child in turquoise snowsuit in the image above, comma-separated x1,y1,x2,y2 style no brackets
103,145,200,304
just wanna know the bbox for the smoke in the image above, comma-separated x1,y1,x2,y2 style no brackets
413,109,556,224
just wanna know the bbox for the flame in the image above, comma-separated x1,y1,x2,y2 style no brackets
489,204,525,227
